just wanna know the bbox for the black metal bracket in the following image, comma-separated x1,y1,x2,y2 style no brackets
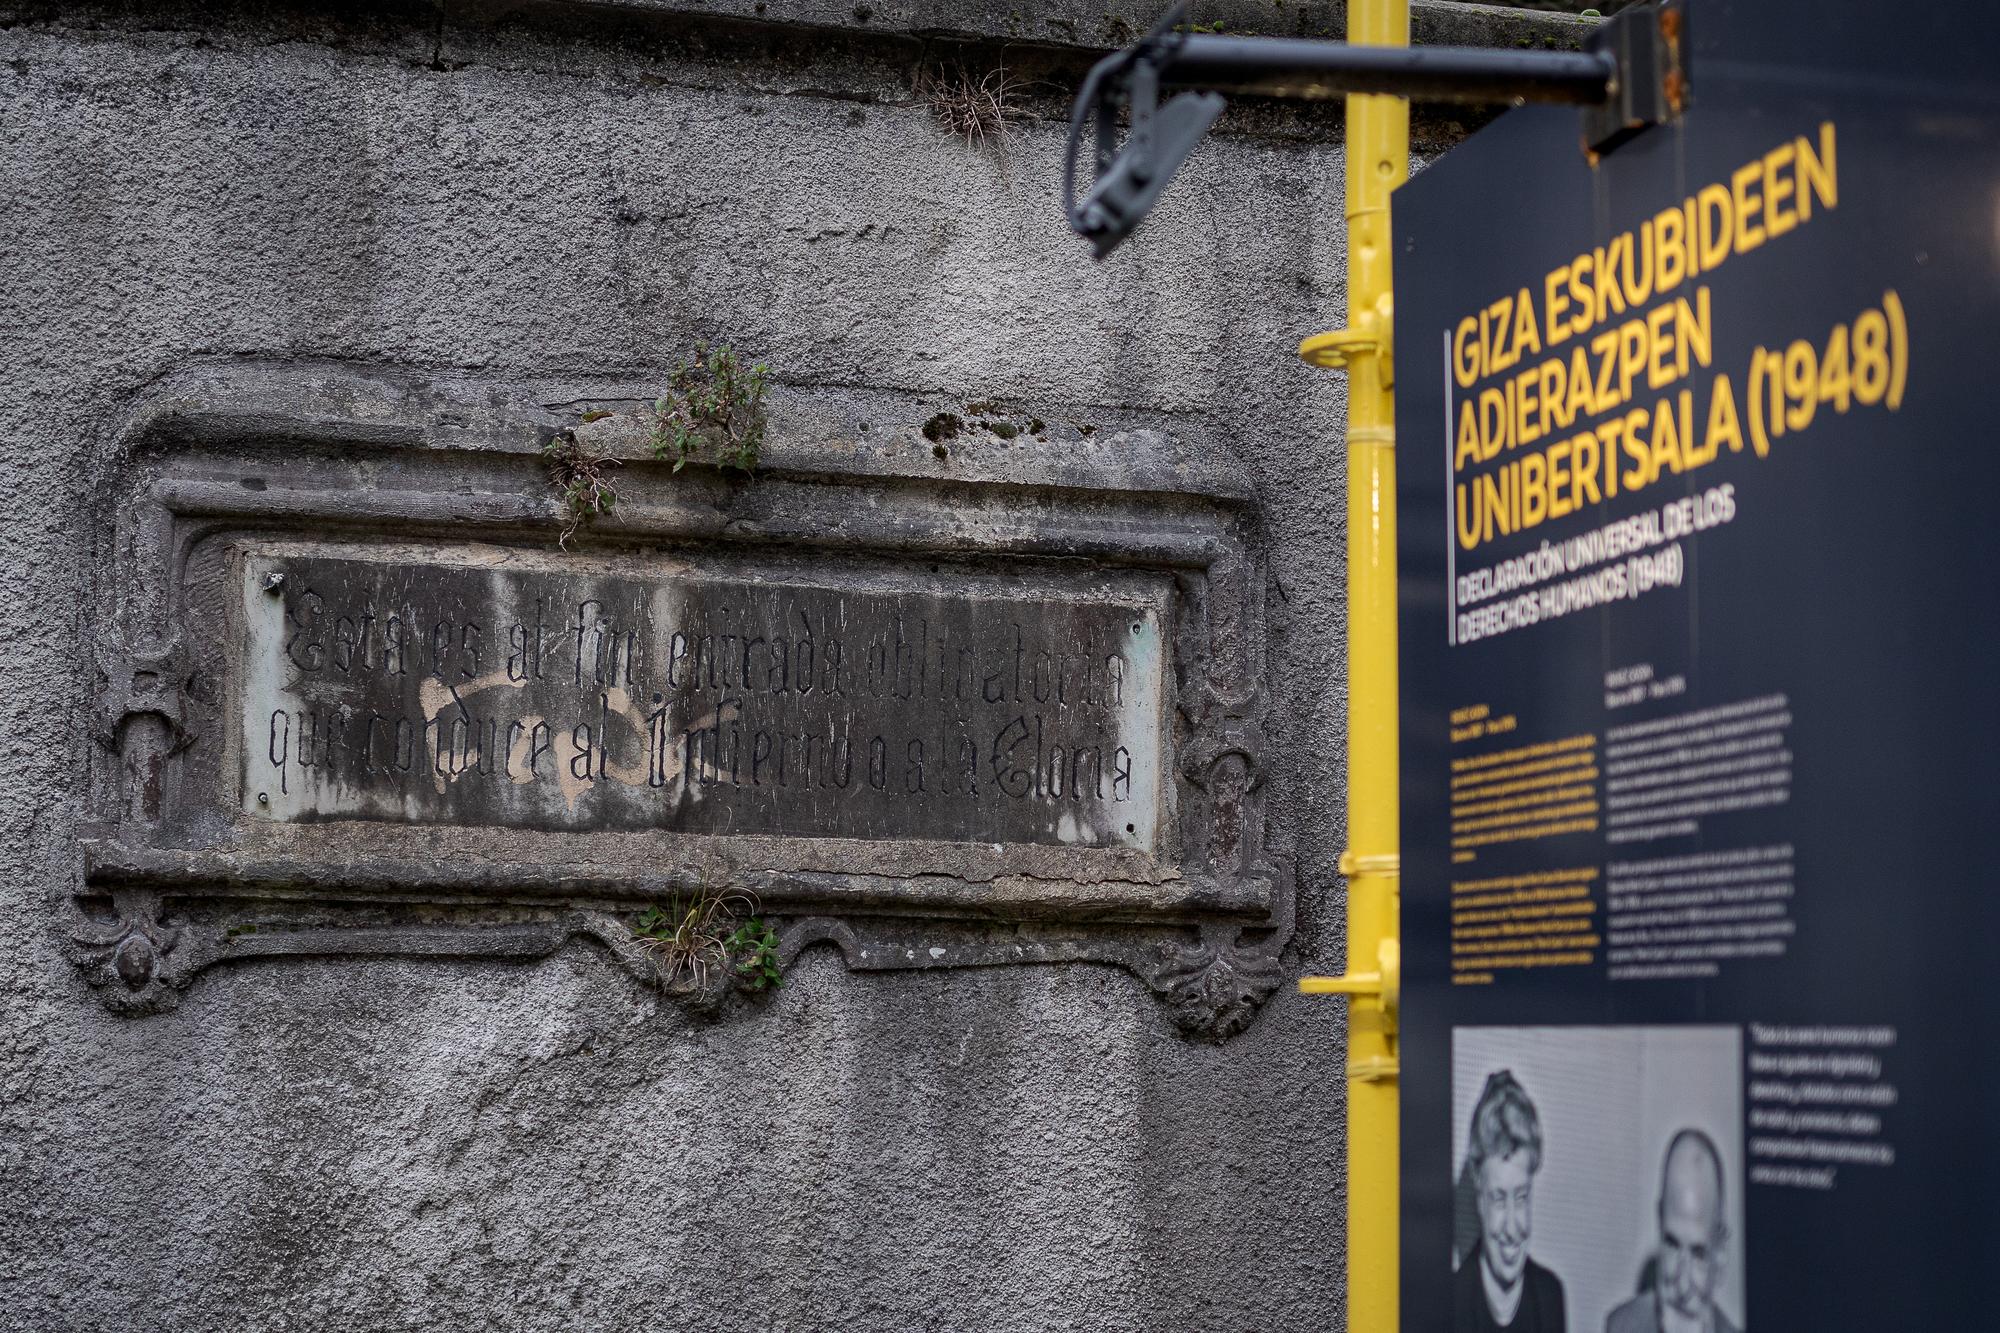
1065,1,1691,258
1583,0,1689,158
1062,5,1226,260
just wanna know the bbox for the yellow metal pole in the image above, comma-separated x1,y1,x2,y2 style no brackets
1297,0,1409,1328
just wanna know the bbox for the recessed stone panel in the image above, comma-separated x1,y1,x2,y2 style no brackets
239,544,1167,850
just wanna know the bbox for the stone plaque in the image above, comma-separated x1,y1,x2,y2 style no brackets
78,365,1291,1038
240,545,1167,849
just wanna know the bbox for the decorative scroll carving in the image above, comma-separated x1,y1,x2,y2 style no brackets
93,637,196,753
1149,926,1292,1043
71,891,189,1015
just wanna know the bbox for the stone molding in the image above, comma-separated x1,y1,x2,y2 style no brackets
452,0,1596,51
74,362,1294,1040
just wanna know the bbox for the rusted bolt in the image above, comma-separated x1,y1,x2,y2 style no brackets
263,571,285,594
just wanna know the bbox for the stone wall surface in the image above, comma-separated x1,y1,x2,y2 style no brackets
0,2,1577,1328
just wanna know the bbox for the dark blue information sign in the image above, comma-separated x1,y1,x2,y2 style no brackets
1395,5,2000,1328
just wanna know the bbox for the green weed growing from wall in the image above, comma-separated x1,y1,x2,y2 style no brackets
630,889,784,994
650,343,769,475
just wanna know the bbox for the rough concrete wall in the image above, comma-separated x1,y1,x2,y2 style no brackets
0,2,1578,1327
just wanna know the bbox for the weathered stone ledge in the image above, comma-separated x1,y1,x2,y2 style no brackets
2,1,1595,107
0,0,1591,53
510,0,1595,51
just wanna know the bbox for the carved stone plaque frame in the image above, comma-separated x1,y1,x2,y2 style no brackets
77,363,1291,1040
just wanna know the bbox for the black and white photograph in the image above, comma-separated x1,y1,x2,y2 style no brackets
1453,1027,1746,1333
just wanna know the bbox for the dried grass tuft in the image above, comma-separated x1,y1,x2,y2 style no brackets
918,64,1030,153
630,889,759,993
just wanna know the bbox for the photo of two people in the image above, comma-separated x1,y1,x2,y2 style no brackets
1452,1027,1746,1333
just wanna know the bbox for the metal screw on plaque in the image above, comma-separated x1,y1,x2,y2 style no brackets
263,571,285,594
257,792,269,805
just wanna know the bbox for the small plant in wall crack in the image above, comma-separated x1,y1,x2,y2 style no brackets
725,916,784,991
650,343,769,475
629,889,784,994
542,418,619,549
917,62,1029,153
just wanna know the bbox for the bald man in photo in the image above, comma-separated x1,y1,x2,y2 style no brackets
1606,1129,1740,1333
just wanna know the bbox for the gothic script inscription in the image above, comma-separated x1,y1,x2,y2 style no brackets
238,546,1168,849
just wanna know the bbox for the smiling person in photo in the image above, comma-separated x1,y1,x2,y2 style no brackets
1456,1070,1568,1332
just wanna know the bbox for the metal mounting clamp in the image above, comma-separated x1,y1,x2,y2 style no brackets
1300,935,1400,1028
